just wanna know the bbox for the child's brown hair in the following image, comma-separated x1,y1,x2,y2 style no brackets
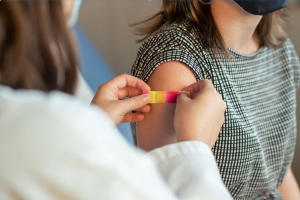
134,1,287,54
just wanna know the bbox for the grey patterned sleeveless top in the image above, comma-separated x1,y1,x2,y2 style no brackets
131,21,300,199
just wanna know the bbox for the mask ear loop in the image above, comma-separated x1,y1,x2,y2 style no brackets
68,0,82,27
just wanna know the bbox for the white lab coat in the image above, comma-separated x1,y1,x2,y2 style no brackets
0,86,232,200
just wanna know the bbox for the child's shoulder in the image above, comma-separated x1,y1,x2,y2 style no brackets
139,20,201,52
160,20,192,35
132,21,205,81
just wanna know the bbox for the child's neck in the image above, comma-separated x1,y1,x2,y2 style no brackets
210,0,262,55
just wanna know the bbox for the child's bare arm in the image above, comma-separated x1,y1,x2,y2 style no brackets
136,61,197,151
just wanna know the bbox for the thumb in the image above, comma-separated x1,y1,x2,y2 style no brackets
177,93,190,104
182,79,213,97
121,94,150,112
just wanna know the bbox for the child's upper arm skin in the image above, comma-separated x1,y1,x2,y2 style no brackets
136,61,197,151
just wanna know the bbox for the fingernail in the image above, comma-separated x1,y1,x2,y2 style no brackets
141,90,150,95
142,94,150,102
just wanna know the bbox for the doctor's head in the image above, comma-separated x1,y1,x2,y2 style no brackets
0,1,79,94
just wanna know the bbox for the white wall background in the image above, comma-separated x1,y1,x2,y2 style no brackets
78,1,161,75
78,1,300,184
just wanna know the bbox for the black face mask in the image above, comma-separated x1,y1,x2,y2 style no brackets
234,0,287,15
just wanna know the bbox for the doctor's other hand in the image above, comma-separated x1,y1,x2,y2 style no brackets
91,74,151,125
174,79,226,148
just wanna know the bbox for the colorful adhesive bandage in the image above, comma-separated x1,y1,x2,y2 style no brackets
142,91,190,104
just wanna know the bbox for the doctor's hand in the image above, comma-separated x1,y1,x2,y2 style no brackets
91,74,151,125
174,79,226,148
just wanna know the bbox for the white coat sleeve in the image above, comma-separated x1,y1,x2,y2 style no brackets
149,142,233,200
0,89,232,200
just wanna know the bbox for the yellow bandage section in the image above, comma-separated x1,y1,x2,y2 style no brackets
149,91,166,103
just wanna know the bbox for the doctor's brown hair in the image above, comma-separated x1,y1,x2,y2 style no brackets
134,1,287,54
0,1,77,94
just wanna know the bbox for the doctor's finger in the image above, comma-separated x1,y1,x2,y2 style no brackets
177,92,191,104
122,113,145,123
182,79,214,96
118,87,143,99
118,94,150,114
109,74,150,92
135,105,151,113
